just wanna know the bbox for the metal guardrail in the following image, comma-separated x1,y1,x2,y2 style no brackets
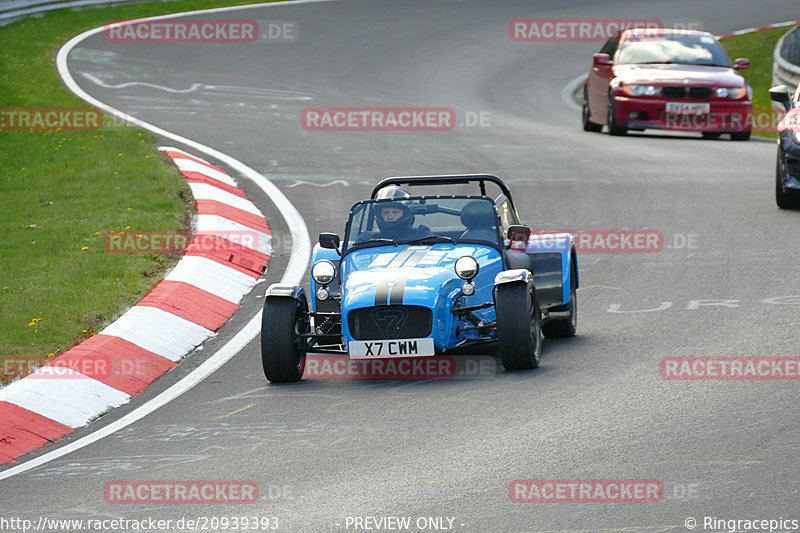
773,25,800,95
0,0,154,26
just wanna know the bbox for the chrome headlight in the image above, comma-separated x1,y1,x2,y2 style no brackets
714,87,748,99
311,260,335,285
454,256,479,281
623,84,660,97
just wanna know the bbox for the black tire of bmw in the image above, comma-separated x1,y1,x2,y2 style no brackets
583,89,602,132
542,263,577,338
261,295,308,382
496,282,542,370
607,93,627,136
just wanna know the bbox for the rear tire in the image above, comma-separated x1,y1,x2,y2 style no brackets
261,295,309,382
582,89,602,132
542,263,577,338
496,281,542,370
607,94,627,136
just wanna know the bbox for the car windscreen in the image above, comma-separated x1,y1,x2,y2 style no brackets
617,33,732,67
345,196,500,249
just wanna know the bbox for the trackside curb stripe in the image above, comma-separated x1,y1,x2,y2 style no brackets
0,0,314,479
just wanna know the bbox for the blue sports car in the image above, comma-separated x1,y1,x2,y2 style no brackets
260,175,579,382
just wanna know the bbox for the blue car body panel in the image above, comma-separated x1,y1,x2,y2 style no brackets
336,244,503,352
525,232,577,307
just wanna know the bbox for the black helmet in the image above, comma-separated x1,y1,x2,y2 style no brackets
374,186,414,236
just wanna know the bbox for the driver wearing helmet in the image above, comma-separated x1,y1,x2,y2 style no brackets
367,186,431,241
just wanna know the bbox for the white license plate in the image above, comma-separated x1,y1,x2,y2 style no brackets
348,338,435,359
666,102,710,115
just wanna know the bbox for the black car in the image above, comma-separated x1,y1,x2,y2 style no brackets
770,83,800,208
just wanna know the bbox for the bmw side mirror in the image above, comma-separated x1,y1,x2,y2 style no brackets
319,233,341,252
770,85,791,111
593,53,612,67
733,58,749,70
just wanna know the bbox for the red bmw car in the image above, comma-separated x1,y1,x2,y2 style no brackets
583,28,752,140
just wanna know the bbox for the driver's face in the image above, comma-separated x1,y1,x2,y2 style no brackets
380,207,404,221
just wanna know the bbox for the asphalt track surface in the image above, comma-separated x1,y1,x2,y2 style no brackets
3,1,800,532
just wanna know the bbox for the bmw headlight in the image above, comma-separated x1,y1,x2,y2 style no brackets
455,256,479,281
311,260,335,285
714,87,748,99
622,84,660,97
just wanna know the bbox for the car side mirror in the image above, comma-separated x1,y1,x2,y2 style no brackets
319,233,341,252
770,84,791,111
593,53,612,67
506,225,531,251
733,58,749,70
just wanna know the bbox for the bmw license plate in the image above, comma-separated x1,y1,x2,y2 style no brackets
665,102,710,115
348,338,435,359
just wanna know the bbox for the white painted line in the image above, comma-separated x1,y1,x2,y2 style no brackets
100,306,214,363
164,256,258,304
0,368,130,429
173,158,238,187
188,182,262,216
0,0,316,481
195,214,273,255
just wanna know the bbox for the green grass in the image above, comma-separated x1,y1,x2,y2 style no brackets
720,25,796,138
0,0,275,371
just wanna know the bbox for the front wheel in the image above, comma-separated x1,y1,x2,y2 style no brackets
496,281,542,370
776,148,800,209
261,295,309,382
582,89,602,132
607,94,627,136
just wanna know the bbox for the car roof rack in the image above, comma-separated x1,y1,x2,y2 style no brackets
371,174,515,205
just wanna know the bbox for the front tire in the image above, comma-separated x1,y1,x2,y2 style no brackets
496,281,542,370
582,89,602,132
542,263,577,338
607,94,627,136
776,147,800,209
261,295,309,382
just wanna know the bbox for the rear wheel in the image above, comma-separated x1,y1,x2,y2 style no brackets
261,295,309,382
542,263,577,338
496,281,542,370
582,89,602,132
607,94,627,136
